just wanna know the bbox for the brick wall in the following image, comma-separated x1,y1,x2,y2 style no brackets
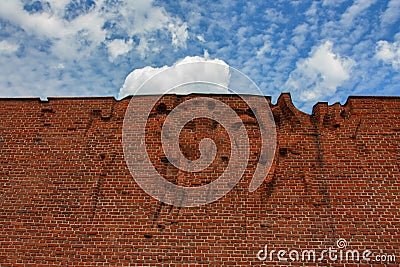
0,94,399,266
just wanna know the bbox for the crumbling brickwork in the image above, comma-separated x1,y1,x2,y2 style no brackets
0,94,399,266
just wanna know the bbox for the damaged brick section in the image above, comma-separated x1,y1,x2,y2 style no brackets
0,94,399,266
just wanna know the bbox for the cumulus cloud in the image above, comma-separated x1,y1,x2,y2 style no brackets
119,65,168,98
0,40,19,55
118,56,230,99
286,41,355,106
375,40,400,70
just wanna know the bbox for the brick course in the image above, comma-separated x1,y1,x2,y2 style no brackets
0,94,399,266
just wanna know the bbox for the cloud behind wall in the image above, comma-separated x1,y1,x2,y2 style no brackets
285,41,355,110
118,55,230,99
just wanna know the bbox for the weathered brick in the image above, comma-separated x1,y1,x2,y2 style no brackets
0,94,399,266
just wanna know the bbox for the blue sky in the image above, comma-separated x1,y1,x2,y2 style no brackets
0,0,399,112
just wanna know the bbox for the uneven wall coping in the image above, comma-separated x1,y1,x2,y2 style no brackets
1,93,399,116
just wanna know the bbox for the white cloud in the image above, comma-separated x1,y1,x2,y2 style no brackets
0,1,67,38
305,1,318,18
115,0,188,49
119,0,169,35
0,48,99,98
0,1,105,59
291,23,309,48
375,40,400,70
0,0,188,61
196,35,206,42
118,56,230,99
380,0,400,26
119,65,168,98
264,8,287,24
340,0,377,28
169,22,188,48
256,42,272,58
256,35,273,58
107,39,134,61
322,0,347,6
203,49,210,59
0,40,19,55
286,41,355,105
45,0,70,12
136,37,149,58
